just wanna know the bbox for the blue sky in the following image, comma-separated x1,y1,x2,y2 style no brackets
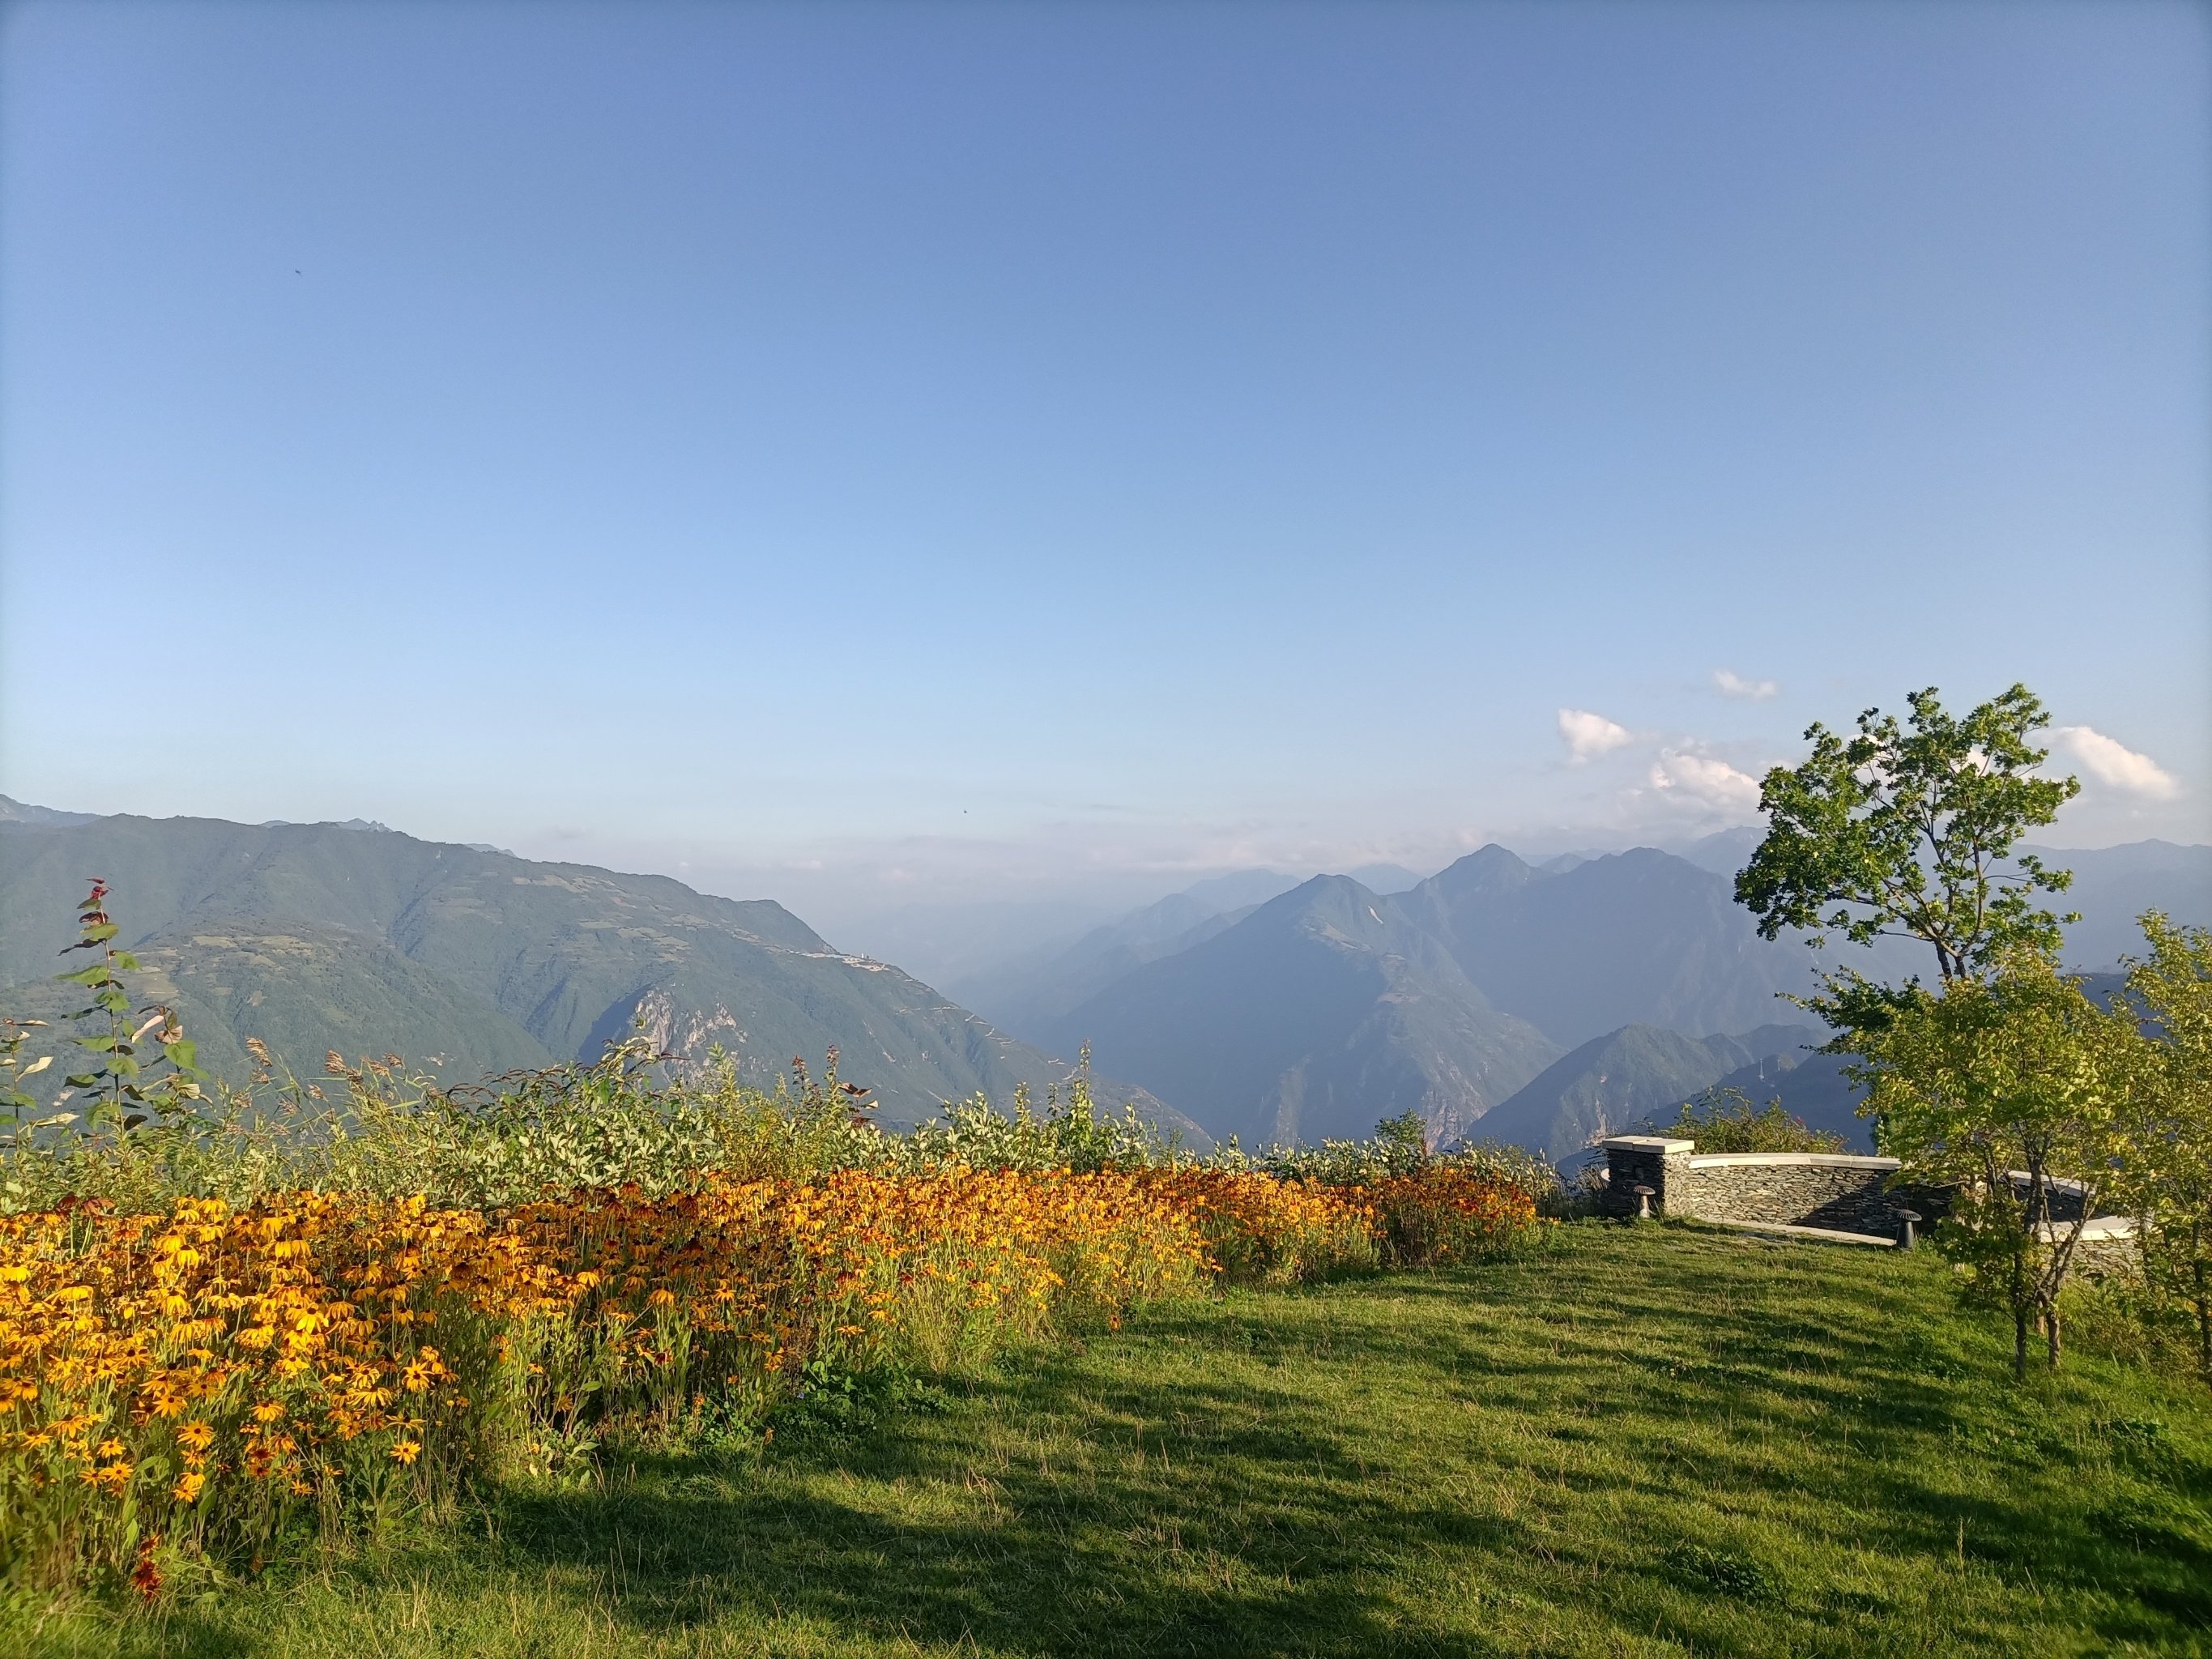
2,0,2206,943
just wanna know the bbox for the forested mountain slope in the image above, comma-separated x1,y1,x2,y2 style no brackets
0,812,1196,1134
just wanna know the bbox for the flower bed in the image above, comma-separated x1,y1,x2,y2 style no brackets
0,1167,1534,1595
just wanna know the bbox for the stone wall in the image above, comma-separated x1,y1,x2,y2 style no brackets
1673,1153,1903,1233
1599,1137,1904,1233
1597,1138,2142,1267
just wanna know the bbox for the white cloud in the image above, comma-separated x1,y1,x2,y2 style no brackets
1648,748,1762,814
1558,708,1633,763
2053,727,2179,800
1712,668,1779,702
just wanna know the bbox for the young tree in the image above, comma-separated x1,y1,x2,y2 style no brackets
2116,912,2212,1386
1852,952,2137,1376
1736,684,2080,991
53,879,202,1137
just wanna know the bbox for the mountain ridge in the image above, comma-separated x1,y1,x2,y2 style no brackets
0,811,1203,1139
1046,874,1562,1147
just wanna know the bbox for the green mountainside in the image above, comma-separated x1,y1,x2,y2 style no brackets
1045,875,1562,1147
0,813,1201,1137
0,919,556,1092
1466,1021,1823,1161
1388,845,1837,1048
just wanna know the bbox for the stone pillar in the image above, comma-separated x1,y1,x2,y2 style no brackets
1600,1137,1695,1221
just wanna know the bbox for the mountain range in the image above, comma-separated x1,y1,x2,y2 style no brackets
1026,846,1873,1149
4,796,2203,1162
1033,875,1561,1149
1467,1022,1831,1161
0,807,1199,1137
1009,837,2206,1155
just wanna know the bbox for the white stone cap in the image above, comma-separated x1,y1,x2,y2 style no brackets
2036,1216,2138,1243
1601,1137,1696,1154
1692,1217,1894,1248
1685,1153,1901,1171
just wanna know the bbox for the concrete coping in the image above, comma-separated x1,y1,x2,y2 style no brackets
1684,1152,1901,1171
1600,1137,1696,1154
2005,1171,2097,1198
1692,1217,1896,1247
2039,1216,2138,1242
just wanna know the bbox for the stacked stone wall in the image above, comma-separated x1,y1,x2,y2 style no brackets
1596,1139,2141,1268
1672,1155,1900,1232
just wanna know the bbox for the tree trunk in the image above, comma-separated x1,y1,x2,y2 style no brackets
2046,1301,2063,1370
2195,1256,2210,1388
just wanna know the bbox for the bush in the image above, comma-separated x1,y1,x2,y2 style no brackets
1652,1087,1848,1154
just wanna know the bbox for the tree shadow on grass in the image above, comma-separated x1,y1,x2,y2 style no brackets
484,1358,1531,1658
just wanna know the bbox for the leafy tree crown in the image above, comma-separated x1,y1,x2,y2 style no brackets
1734,684,2079,983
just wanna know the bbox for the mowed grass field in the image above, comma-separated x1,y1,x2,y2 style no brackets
18,1222,2212,1658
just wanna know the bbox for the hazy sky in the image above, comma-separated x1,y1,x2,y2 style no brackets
3,1,2206,936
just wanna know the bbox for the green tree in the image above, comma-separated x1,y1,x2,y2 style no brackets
1736,684,2080,988
1852,953,2137,1376
2116,912,2212,1386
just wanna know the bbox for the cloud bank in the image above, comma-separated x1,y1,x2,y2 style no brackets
1648,748,1762,814
1558,708,1632,763
2054,727,2179,800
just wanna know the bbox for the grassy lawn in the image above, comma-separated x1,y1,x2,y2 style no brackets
16,1222,2212,1657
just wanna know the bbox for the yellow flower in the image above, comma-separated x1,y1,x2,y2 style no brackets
173,1470,206,1503
390,1439,422,1465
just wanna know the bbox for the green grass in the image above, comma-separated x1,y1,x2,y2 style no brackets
16,1222,2212,1657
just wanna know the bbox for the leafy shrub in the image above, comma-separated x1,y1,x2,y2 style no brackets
1652,1087,1848,1154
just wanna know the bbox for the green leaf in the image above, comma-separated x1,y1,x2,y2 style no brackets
79,923,119,944
113,953,142,971
56,966,111,987
63,1073,102,1089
